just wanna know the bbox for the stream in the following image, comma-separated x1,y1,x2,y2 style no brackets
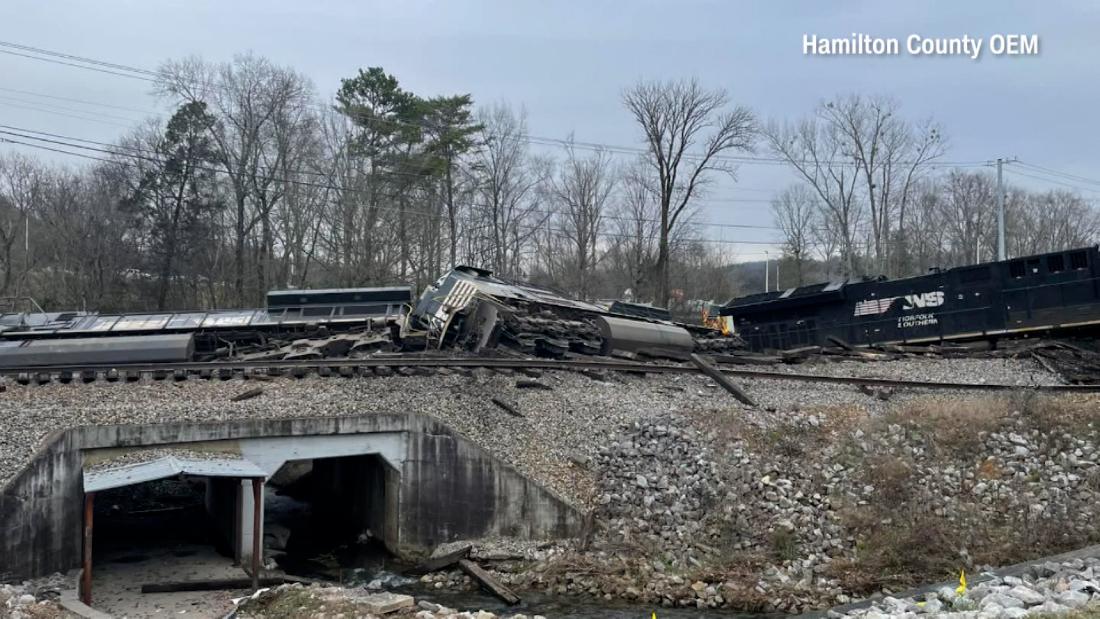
267,478,766,618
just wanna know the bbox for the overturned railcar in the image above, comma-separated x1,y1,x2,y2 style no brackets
405,266,710,356
0,286,412,360
722,246,1100,351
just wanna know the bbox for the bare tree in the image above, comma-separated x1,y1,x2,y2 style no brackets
822,95,945,274
771,184,817,285
939,170,996,265
547,143,616,298
470,103,547,277
1010,189,1100,257
765,115,863,276
0,153,42,296
622,78,756,306
604,159,660,300
906,179,949,274
157,53,316,305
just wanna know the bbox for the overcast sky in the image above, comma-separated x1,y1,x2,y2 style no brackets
2,0,1098,260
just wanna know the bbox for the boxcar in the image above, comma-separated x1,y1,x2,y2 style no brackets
721,246,1100,351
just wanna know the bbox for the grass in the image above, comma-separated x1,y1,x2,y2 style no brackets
876,396,1009,455
769,528,799,562
829,392,1100,593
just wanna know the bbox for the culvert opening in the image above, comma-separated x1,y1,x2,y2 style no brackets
93,476,220,561
265,453,405,584
88,475,250,614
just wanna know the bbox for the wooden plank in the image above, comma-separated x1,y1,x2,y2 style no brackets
458,559,521,605
780,345,821,357
405,544,472,575
1031,352,1063,378
690,353,757,407
779,345,821,361
231,387,264,402
711,353,781,365
826,335,856,351
635,347,692,362
490,398,524,418
141,576,300,593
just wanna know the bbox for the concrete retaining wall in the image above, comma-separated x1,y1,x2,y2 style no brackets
0,413,581,581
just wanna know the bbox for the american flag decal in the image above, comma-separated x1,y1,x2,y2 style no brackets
853,297,898,317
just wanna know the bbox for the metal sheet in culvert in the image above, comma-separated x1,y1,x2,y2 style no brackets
84,454,265,492
596,316,694,356
0,333,195,367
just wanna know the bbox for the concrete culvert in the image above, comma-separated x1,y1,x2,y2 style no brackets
265,454,401,583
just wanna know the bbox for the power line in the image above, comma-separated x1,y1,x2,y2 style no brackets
0,100,137,129
0,125,913,240
0,86,162,115
0,39,992,170
1004,168,1100,194
0,131,787,245
1016,161,1100,189
0,48,156,81
0,123,782,214
0,40,161,79
0,95,143,123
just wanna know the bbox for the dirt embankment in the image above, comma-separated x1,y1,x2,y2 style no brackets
489,390,1100,614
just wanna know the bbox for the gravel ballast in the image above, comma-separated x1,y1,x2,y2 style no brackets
5,356,1095,614
0,357,1056,503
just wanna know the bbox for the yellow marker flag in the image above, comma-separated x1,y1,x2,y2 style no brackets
956,569,967,596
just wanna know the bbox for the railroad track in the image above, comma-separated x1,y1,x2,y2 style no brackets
0,355,1097,393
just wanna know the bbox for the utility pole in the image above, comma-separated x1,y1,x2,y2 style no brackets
996,158,1006,261
764,251,770,292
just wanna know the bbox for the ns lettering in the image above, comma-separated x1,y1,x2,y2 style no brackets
901,291,944,310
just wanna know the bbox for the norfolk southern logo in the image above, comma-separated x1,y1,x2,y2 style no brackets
853,291,944,317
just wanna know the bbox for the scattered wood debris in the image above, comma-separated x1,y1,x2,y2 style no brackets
406,544,472,575
690,353,757,407
230,387,264,402
490,398,524,418
458,558,521,605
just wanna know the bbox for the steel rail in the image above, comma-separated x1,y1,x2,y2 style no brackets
0,355,1096,392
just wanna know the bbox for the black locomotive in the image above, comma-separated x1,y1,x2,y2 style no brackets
721,246,1100,351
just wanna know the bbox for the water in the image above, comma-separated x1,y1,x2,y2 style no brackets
275,536,769,618
278,544,762,618
403,586,767,618
265,486,762,618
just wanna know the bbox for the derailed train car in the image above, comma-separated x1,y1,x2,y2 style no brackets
0,266,712,365
722,246,1100,351
0,286,413,362
403,265,706,357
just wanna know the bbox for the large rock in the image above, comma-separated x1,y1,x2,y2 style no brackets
980,592,1024,610
1005,585,1045,606
363,592,416,614
1032,600,1071,614
1056,589,1090,608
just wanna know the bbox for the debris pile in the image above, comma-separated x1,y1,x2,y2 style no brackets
233,329,396,361
0,574,69,619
